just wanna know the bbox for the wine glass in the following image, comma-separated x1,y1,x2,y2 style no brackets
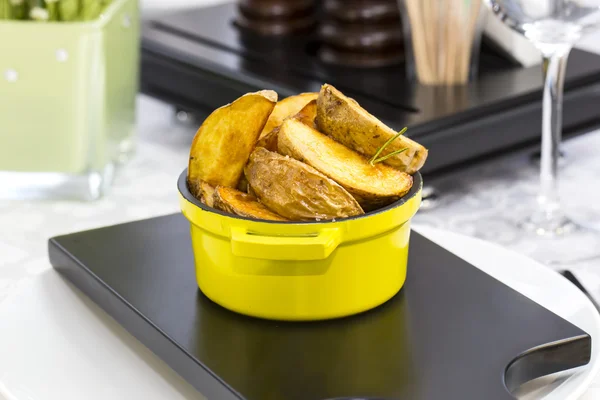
480,0,600,265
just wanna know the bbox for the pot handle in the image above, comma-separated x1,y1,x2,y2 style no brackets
230,227,341,261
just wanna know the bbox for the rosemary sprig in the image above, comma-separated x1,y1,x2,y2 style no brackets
369,127,408,166
371,147,409,165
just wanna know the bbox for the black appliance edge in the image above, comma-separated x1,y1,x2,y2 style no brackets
139,30,600,178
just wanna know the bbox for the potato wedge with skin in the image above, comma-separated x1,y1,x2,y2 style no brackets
255,126,280,152
247,184,257,198
245,148,364,221
294,99,318,127
256,99,318,151
237,174,250,193
189,180,216,208
315,84,427,174
213,186,288,221
259,92,318,138
278,118,413,206
187,90,277,194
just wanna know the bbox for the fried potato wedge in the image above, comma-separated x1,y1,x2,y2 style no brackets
278,118,413,206
237,174,250,193
259,92,318,138
247,184,257,198
187,90,277,194
189,180,216,208
255,126,280,152
315,84,427,174
256,99,318,151
213,186,288,221
294,99,318,127
245,148,364,221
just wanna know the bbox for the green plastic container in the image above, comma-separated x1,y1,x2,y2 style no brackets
0,0,139,200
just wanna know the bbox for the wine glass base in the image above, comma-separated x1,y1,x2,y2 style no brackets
471,213,600,268
518,213,576,237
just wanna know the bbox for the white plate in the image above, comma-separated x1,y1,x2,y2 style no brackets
0,226,598,400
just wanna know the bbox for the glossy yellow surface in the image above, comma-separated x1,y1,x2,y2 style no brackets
179,177,422,321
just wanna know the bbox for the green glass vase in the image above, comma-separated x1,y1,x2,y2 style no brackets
0,0,139,200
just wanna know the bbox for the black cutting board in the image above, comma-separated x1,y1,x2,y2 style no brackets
48,214,591,400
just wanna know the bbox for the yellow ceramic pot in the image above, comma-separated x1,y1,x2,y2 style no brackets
178,169,422,321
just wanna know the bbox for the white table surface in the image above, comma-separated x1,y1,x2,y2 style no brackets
1,2,600,398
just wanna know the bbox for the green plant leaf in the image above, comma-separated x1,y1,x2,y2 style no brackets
0,0,10,20
12,0,28,19
46,0,60,21
59,0,78,21
79,0,102,20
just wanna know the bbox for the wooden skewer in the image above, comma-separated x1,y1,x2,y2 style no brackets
418,0,434,83
455,1,465,84
427,0,436,83
440,1,459,84
465,0,482,82
405,0,433,83
425,0,441,82
455,0,479,84
455,0,465,84
405,0,481,85
444,0,452,85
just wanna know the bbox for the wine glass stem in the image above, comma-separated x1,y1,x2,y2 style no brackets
537,45,572,220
